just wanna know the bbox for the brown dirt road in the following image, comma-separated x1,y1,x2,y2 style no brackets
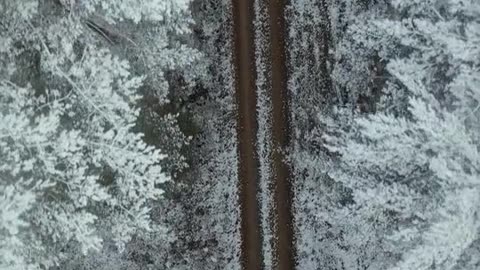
232,0,263,269
267,0,296,269
233,0,295,269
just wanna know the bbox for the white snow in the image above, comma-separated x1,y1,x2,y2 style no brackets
253,0,275,269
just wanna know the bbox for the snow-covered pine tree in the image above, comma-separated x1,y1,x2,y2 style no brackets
325,0,480,269
0,0,201,268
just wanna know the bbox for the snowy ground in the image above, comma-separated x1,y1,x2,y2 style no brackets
286,1,336,269
184,0,242,268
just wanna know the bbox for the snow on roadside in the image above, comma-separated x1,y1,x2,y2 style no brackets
285,1,333,269
189,0,241,268
253,0,274,269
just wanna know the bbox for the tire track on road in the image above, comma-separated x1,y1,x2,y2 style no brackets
267,0,296,269
232,0,263,269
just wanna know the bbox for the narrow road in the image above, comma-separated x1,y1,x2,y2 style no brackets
267,0,296,269
232,0,263,269
233,0,294,269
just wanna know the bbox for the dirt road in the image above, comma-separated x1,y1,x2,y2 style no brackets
232,0,263,269
233,0,294,269
267,0,296,269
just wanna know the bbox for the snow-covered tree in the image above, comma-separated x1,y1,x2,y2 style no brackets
0,0,201,268
325,0,480,269
330,0,385,108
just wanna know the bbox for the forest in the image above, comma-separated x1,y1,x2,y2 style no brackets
1,0,479,269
